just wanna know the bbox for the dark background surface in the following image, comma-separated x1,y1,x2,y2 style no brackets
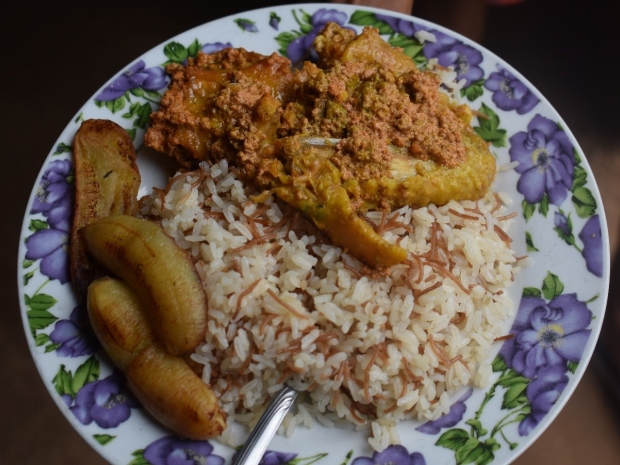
2,1,619,463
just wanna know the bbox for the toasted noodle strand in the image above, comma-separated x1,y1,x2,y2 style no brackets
428,334,452,367
383,402,399,414
267,289,310,320
204,211,226,219
330,389,341,410
494,224,513,246
260,314,276,335
364,352,379,402
413,282,442,300
231,233,279,253
491,192,503,213
277,370,291,384
233,279,261,320
349,404,367,424
375,210,389,234
164,170,199,193
423,258,471,294
239,347,254,374
399,373,408,398
497,212,518,221
276,339,302,355
246,218,260,240
448,208,480,221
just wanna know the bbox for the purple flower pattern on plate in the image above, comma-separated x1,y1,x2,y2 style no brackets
201,42,233,55
500,293,592,379
270,12,281,31
374,14,421,37
230,448,324,465
25,228,70,284
259,450,298,465
416,388,472,434
143,436,225,465
352,11,484,94
30,158,74,232
17,6,606,465
235,18,258,33
423,30,484,88
352,445,425,465
26,157,74,284
436,273,595,461
284,9,350,64
554,211,571,238
579,214,603,277
484,65,539,114
510,114,575,206
518,364,569,436
50,304,100,357
498,282,592,438
551,210,603,277
68,371,138,429
96,60,167,102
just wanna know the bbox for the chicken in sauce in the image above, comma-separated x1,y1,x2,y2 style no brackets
145,23,496,268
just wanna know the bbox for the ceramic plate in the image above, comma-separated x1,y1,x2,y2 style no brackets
17,4,610,465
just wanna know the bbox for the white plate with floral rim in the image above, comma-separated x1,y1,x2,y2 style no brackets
17,4,610,465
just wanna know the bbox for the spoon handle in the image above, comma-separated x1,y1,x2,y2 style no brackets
233,385,298,465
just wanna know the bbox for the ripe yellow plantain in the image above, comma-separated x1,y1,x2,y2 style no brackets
81,214,208,356
87,277,226,439
87,277,154,372
127,345,227,439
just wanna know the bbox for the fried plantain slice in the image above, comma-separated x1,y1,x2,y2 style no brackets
81,214,208,356
87,276,155,372
87,277,226,439
70,119,141,297
127,345,227,439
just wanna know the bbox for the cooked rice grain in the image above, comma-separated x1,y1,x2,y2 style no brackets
140,160,522,451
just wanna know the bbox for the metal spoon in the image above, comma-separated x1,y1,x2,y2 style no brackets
232,385,298,465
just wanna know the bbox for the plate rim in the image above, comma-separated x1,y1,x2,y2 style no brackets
16,4,611,465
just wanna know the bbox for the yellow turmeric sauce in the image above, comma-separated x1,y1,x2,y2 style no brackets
145,23,496,268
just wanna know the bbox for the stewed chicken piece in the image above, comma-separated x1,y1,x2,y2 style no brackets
145,24,496,268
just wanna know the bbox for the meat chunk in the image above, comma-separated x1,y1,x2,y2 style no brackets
144,24,496,269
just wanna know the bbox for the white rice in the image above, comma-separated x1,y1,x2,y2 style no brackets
414,30,437,44
140,160,523,451
425,57,467,98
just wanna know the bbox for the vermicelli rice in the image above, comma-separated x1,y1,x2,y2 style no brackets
140,159,523,451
